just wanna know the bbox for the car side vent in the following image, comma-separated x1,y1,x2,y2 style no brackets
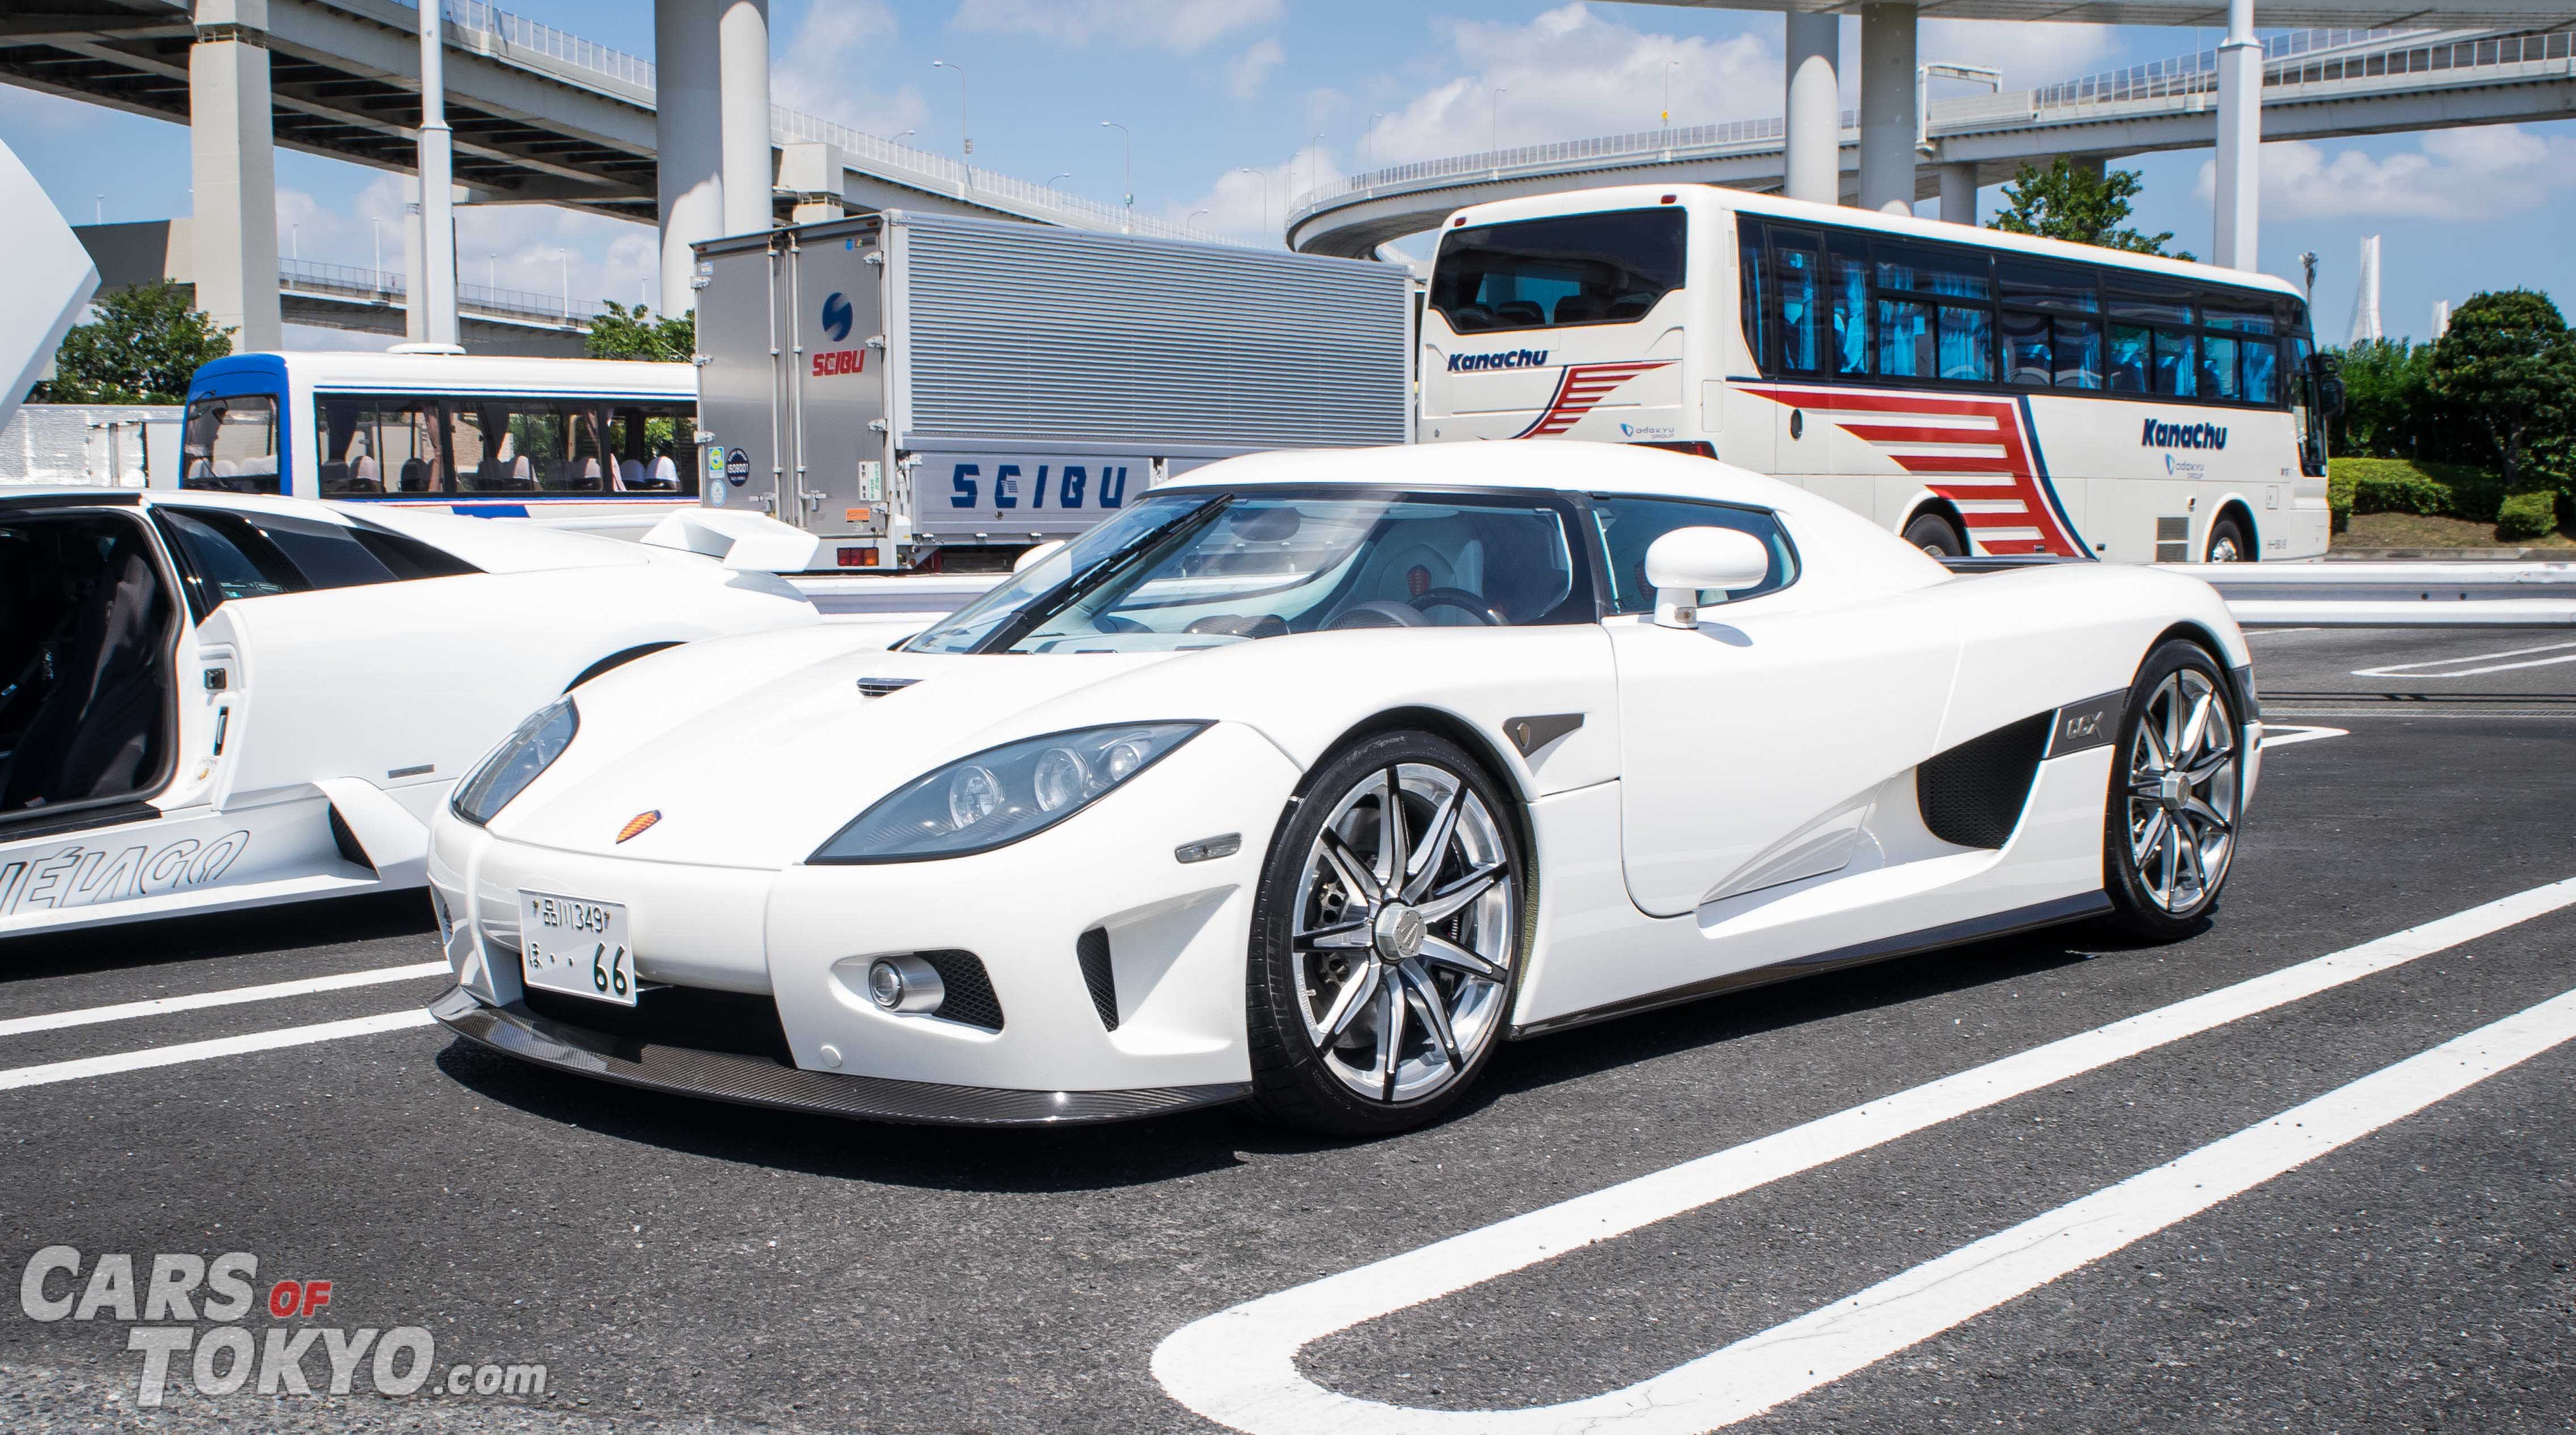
856,676,919,698
915,950,1004,1031
1076,928,1119,1031
1916,712,2054,849
326,804,375,874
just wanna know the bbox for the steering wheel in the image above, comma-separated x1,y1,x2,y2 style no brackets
1410,587,1508,627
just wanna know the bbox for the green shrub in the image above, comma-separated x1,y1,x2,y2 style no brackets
2330,456,2512,521
2497,489,2557,540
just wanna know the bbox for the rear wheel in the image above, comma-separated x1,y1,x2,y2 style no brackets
2206,515,2253,563
1903,511,1967,558
1246,730,1526,1136
2101,640,2242,941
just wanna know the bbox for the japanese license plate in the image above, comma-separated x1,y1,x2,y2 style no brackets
519,892,635,1006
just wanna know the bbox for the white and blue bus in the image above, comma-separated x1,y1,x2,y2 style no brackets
1419,185,2334,564
175,353,699,536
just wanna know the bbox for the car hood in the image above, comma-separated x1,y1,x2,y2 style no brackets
487,639,1194,869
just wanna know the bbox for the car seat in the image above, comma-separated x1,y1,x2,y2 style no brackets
1,530,172,812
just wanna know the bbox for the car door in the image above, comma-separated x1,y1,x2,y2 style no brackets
1595,495,1960,921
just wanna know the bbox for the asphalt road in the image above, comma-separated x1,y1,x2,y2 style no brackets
2,632,2571,1434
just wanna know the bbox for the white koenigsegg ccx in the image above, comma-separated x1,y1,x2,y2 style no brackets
428,445,2260,1135
0,491,819,936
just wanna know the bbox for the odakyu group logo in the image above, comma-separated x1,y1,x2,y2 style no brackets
820,291,854,343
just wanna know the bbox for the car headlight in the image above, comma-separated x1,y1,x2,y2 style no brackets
450,697,578,827
810,722,1207,864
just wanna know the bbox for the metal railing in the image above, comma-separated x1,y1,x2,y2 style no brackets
277,257,604,326
356,1,1232,244
1291,23,2567,218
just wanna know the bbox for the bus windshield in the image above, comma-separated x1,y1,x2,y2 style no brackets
1431,210,1686,332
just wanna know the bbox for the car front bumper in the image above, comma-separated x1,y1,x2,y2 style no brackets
424,721,1301,1123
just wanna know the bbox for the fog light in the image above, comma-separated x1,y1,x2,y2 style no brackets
865,955,945,1014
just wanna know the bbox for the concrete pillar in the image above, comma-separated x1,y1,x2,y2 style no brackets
1783,11,1839,207
1856,3,1917,215
188,0,281,352
717,0,773,237
1938,161,1978,225
402,175,424,342
655,0,724,316
2211,0,2260,270
415,0,458,348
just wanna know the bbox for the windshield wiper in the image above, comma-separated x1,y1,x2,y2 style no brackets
976,494,1234,654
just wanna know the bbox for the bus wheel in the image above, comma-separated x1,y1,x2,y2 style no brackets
1903,511,1966,558
2205,516,2252,563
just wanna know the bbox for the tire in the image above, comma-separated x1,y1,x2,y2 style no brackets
2100,639,2244,942
1245,729,1530,1136
2205,515,2253,563
1903,511,1967,558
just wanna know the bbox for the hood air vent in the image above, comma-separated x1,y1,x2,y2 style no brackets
856,676,920,698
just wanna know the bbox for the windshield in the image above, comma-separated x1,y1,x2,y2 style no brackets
905,489,1584,655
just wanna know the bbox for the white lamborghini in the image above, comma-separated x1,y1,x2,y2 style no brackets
0,490,821,937
426,444,2259,1135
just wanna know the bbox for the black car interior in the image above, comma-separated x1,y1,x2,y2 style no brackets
0,513,177,819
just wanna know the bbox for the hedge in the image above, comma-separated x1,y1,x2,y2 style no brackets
2325,456,2562,539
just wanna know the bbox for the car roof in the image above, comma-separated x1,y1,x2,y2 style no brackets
1164,441,1841,517
0,486,656,573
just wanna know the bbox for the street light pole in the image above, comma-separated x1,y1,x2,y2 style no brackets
1366,112,1386,168
1308,132,1325,201
1491,87,1506,151
930,60,970,158
1102,120,1132,231
1047,172,1072,187
1237,166,1268,243
1663,59,1678,129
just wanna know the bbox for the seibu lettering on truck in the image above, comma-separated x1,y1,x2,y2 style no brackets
948,462,1131,510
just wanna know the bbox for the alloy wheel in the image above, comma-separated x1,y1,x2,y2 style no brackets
2125,668,2239,913
1291,761,1516,1104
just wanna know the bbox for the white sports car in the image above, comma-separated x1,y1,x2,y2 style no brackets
426,444,2260,1135
0,490,820,937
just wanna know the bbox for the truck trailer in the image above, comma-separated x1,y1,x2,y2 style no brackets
690,210,1412,570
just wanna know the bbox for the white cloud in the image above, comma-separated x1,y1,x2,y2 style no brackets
1159,143,1342,245
1356,3,1773,169
952,0,1281,55
1224,38,1287,100
281,175,666,314
772,2,929,140
1917,18,2114,92
2193,125,2576,222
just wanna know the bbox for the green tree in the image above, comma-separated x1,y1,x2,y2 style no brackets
31,280,234,404
2329,337,2439,459
1989,159,2194,261
586,301,695,362
2427,289,2576,492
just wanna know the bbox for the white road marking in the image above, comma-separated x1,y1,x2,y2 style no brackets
2353,637,2576,679
2257,725,2349,750
0,1010,437,1093
1153,877,2576,1435
0,962,449,1039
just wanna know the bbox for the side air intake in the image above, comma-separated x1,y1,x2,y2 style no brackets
1915,712,2054,849
1076,928,1119,1031
913,950,1004,1031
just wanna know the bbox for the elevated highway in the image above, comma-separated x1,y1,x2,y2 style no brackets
1291,24,2576,256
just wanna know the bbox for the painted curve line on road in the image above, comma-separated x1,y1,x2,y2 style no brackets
0,961,450,1039
2353,637,2576,679
1153,875,2576,1435
0,1010,437,1092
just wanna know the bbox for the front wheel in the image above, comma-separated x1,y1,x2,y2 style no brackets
2206,516,2253,563
2101,640,2243,941
1245,730,1527,1136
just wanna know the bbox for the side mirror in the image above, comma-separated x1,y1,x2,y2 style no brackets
2308,352,2347,418
1643,526,1773,629
1013,539,1068,574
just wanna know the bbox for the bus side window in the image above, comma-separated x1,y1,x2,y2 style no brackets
2152,331,2198,397
2108,324,2151,392
1775,232,1824,374
1828,235,1868,376
1737,217,1770,370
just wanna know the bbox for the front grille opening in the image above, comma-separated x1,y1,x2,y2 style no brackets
519,983,795,1066
1076,928,1119,1031
914,950,1004,1031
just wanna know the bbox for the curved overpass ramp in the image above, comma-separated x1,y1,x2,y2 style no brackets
1291,26,2576,256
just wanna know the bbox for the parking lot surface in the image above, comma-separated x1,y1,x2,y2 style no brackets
2,628,2571,1434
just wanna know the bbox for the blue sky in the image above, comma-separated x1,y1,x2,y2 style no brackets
3,0,2570,346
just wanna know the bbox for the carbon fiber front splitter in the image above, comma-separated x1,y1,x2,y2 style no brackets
427,985,1250,1127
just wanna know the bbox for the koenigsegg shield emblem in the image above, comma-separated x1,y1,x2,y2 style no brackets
616,811,662,844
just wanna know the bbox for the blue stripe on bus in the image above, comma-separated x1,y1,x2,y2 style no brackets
454,505,530,519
